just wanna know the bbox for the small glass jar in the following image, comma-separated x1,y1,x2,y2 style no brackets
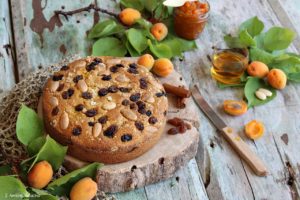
211,48,249,84
173,0,210,40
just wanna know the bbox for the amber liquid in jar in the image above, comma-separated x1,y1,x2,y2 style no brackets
211,49,249,84
174,1,209,40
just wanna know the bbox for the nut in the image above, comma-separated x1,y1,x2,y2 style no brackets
49,96,58,107
142,93,155,103
255,90,267,100
115,74,129,83
258,88,272,97
145,126,158,133
102,102,116,110
77,79,88,92
50,81,59,92
121,109,137,121
72,60,86,68
60,112,69,130
93,123,102,137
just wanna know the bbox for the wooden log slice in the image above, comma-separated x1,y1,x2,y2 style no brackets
38,59,200,193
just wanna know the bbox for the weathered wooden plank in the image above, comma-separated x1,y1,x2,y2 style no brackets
115,159,209,200
9,0,209,199
173,0,300,199
0,0,16,98
267,0,300,52
10,0,117,79
144,159,209,200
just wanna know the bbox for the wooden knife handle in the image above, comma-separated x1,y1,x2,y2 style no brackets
221,127,268,176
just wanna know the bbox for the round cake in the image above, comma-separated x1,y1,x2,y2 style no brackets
42,56,168,164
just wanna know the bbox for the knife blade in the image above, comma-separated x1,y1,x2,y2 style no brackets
191,85,268,176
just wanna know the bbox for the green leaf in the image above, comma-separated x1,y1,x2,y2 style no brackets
244,77,277,108
29,135,67,171
144,0,158,12
0,165,12,176
127,28,148,53
239,30,256,47
16,104,44,146
27,136,46,156
0,176,30,199
224,34,246,48
88,19,125,39
125,41,140,57
28,188,58,200
148,39,172,58
121,0,144,11
154,3,164,19
239,16,264,37
162,35,197,57
264,27,296,51
47,163,103,196
162,38,182,57
173,35,197,51
250,47,274,64
135,18,152,30
270,54,300,74
286,52,300,59
288,72,300,82
254,33,265,49
92,37,127,57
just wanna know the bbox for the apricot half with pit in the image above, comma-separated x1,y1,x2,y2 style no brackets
245,120,265,140
223,100,248,116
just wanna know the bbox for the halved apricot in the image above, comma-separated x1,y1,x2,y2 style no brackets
245,120,265,140
223,100,248,116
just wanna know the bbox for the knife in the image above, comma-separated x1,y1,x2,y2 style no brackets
191,85,268,176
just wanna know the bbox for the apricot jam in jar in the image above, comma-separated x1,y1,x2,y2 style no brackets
174,0,210,40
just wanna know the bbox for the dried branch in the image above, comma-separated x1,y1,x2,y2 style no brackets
54,4,119,21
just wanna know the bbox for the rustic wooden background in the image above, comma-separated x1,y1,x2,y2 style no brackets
1,0,300,199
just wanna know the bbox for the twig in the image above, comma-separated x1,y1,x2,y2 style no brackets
54,4,119,21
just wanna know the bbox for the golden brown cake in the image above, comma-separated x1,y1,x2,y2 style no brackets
42,56,168,164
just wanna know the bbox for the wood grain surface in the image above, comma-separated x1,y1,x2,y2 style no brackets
1,0,300,199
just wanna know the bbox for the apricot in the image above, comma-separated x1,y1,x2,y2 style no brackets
247,61,269,78
223,100,248,116
27,161,53,189
150,23,168,41
152,58,174,77
119,8,141,26
267,69,287,90
137,54,155,70
70,177,97,200
245,120,264,140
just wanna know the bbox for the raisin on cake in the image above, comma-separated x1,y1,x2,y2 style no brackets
42,56,168,164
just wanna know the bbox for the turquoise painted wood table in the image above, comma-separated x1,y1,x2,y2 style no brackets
1,0,300,199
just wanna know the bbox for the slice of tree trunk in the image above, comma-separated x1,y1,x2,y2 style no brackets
62,69,200,193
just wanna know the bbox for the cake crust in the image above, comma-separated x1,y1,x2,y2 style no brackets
42,56,168,164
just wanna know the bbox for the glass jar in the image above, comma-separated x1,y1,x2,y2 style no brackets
173,0,210,40
211,48,249,84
